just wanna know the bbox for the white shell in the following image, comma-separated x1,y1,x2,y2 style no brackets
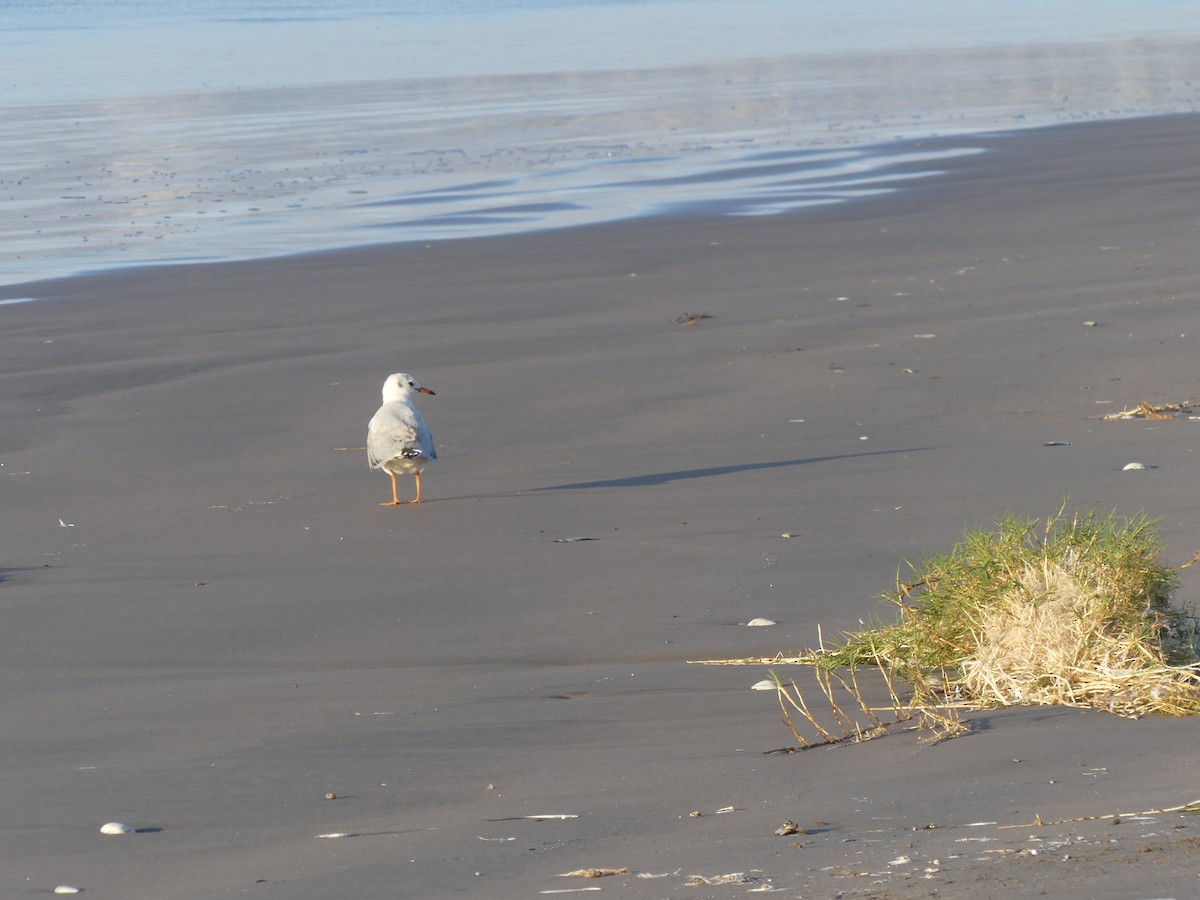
745,617,777,627
100,822,134,835
751,679,778,691
1122,462,1152,470
54,888,82,895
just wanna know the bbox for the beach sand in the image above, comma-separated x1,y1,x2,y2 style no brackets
3,114,1200,898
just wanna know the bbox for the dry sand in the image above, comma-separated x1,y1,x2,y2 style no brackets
3,114,1200,898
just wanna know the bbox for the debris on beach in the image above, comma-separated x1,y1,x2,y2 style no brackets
830,868,873,879
554,536,598,542
314,826,421,838
1101,399,1198,420
1122,462,1155,470
53,887,82,895
745,617,777,627
684,871,768,887
99,822,133,835
750,679,777,690
775,821,804,836
559,867,628,878
673,311,712,326
999,796,1200,829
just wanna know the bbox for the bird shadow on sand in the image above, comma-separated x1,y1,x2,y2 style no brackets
530,447,932,492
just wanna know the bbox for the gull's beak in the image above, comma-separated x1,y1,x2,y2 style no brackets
418,387,436,395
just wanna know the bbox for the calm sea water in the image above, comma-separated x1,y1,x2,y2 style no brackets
3,0,1200,285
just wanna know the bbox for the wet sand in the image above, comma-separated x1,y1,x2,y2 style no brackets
3,114,1200,898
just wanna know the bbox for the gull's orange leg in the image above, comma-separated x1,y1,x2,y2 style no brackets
380,471,401,506
380,470,423,506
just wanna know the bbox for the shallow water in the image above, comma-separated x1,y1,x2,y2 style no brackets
3,0,1200,285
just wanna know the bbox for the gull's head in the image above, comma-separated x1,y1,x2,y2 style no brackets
382,372,435,402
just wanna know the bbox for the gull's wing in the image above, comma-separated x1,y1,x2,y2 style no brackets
367,402,435,467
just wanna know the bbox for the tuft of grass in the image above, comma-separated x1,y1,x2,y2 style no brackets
808,507,1200,718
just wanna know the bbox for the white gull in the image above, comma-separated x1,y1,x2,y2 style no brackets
367,373,436,505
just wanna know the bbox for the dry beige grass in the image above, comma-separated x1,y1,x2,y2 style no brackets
771,660,968,750
959,561,1200,716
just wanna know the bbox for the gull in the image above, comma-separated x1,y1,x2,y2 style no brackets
367,373,436,505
